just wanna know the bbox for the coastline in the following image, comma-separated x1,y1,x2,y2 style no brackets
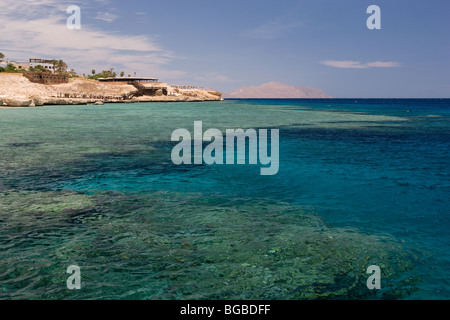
0,96,223,108
0,73,223,107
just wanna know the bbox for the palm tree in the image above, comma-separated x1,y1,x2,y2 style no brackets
0,52,5,60
57,60,68,73
92,69,96,75
120,71,125,77
51,60,67,73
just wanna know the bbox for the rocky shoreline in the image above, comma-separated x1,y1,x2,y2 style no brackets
1,95,223,107
0,74,222,107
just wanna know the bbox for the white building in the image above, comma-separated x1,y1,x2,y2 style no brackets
29,59,56,72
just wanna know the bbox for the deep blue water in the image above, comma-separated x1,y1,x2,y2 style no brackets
0,99,449,299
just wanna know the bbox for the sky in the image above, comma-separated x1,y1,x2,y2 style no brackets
0,0,449,97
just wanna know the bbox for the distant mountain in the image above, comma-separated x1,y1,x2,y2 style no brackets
224,82,331,99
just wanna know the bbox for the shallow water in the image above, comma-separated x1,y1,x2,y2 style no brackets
0,99,449,299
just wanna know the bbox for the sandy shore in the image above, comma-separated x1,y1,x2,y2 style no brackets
0,74,222,107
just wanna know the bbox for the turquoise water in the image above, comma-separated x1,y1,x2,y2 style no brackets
0,99,449,299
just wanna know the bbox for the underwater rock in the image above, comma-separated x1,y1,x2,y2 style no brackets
0,191,95,216
0,191,420,300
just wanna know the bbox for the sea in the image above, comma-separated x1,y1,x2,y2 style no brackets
0,98,449,300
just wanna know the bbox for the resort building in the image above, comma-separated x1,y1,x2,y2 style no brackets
98,77,167,96
98,77,159,84
29,59,56,72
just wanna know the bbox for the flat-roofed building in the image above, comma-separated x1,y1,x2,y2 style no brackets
29,59,56,72
98,77,159,84
97,77,169,96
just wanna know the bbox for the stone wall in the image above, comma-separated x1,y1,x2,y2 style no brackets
23,72,68,85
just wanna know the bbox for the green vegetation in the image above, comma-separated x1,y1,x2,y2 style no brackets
5,64,15,72
29,65,50,73
0,63,27,73
87,68,117,80
0,52,4,60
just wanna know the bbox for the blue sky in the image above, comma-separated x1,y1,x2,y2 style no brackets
0,0,449,97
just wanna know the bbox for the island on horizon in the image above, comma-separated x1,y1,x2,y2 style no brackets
224,82,332,99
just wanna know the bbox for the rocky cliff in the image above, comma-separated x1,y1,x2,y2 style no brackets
0,74,222,107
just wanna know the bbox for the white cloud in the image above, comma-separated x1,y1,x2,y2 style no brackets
320,60,400,69
320,60,367,69
0,0,185,80
366,61,400,68
243,20,302,39
95,12,119,22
